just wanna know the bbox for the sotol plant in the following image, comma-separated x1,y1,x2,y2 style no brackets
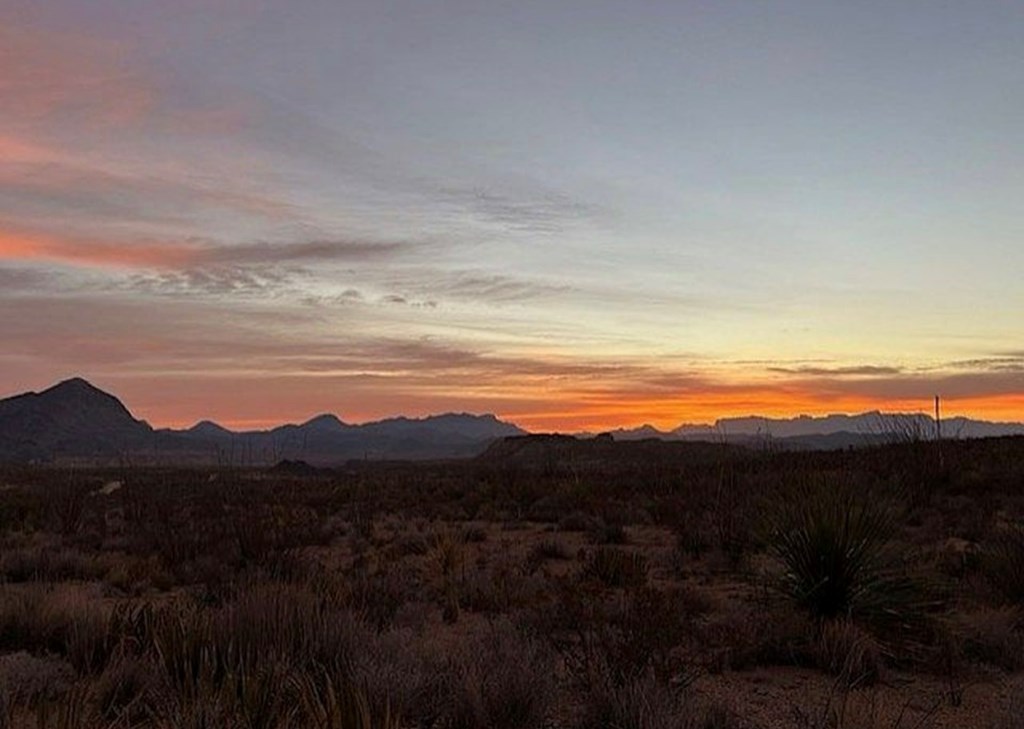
766,485,929,644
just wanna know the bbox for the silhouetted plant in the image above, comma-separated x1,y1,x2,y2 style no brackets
766,485,932,648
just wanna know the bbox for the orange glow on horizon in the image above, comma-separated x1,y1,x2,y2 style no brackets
122,386,1024,434
506,392,1024,433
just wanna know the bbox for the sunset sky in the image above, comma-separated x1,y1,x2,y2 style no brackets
2,0,1022,431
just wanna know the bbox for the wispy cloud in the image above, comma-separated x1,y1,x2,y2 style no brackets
768,365,904,377
0,266,57,291
0,161,297,226
0,227,417,272
942,356,1024,373
0,25,245,134
438,187,599,236
399,270,573,304
205,240,414,265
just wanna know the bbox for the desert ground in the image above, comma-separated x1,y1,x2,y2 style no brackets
1,435,1023,728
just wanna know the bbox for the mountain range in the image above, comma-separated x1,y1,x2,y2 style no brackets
599,412,1024,449
1,378,1022,465
0,378,525,465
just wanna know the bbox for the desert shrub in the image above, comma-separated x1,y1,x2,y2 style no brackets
437,619,554,729
391,532,429,557
536,580,697,692
292,664,402,729
0,587,115,674
0,547,105,583
558,511,597,532
527,491,584,523
461,558,543,614
429,528,467,623
536,536,572,560
47,478,91,536
343,562,419,631
581,548,648,589
589,519,628,545
981,523,1024,605
702,602,813,672
462,525,487,543
577,670,688,729
526,537,571,573
33,682,91,729
674,523,713,565
956,608,1024,671
142,584,429,726
0,652,75,710
0,487,47,535
607,587,698,684
92,655,160,725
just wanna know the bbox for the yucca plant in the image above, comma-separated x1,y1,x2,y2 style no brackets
766,486,930,645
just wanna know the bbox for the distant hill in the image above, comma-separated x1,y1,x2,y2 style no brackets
0,378,525,465
601,411,1024,449
0,378,155,461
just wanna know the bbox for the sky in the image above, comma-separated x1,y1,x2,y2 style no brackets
1,0,1022,431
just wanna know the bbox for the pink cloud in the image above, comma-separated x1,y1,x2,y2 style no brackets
0,229,200,269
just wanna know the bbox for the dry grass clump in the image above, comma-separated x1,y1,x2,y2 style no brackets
581,548,649,589
578,671,689,729
0,546,106,583
460,557,543,614
534,579,700,712
428,527,467,623
0,586,115,674
955,607,1024,671
702,602,813,673
0,652,75,711
435,619,555,729
812,619,885,686
982,522,1024,605
526,536,572,573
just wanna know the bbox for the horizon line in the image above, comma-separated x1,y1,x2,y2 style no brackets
8,376,1023,434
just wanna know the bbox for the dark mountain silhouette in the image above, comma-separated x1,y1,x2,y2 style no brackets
186,420,234,438
2,378,1021,463
602,411,1024,449
0,378,155,461
0,378,525,465
169,411,525,464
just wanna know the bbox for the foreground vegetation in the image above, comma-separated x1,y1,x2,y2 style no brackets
1,436,1023,728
